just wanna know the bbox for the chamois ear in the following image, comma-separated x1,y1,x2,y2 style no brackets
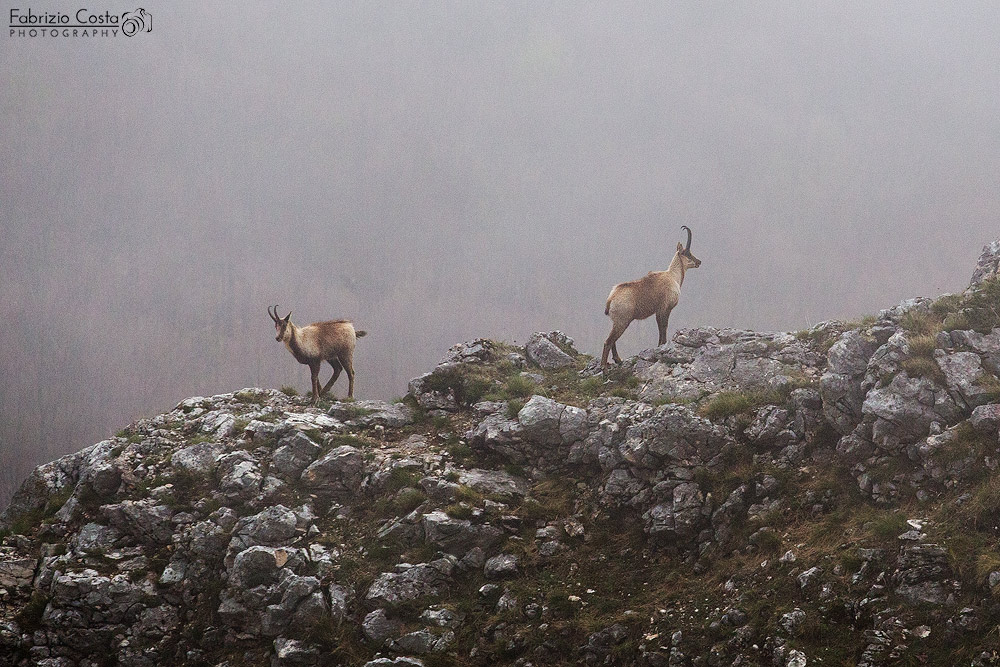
283,312,292,323
676,242,684,252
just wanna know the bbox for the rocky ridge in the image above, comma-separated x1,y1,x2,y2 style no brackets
1,245,1000,665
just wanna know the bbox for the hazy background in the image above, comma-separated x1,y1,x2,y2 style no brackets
2,2,999,503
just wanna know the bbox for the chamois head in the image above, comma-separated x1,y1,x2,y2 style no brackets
676,225,702,269
268,305,292,342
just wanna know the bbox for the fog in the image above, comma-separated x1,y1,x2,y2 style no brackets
2,2,999,502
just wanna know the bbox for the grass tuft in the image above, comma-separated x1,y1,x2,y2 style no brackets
699,388,786,420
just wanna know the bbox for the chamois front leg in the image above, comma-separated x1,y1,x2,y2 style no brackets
309,361,322,406
656,311,670,346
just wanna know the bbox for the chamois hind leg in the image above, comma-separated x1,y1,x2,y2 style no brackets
655,311,670,346
321,358,343,397
602,320,630,368
308,361,322,406
339,352,356,399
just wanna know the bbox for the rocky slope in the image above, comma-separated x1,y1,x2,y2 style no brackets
2,242,1000,667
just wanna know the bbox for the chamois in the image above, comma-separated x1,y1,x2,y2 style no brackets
601,226,702,368
268,305,367,405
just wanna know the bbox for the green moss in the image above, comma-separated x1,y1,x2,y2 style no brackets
699,388,787,421
753,528,783,554
900,356,945,385
393,488,427,515
444,503,474,520
961,276,1000,333
907,333,938,357
866,512,908,541
421,353,520,407
578,376,605,396
505,375,539,398
900,309,942,336
383,468,423,494
279,385,300,397
234,389,269,405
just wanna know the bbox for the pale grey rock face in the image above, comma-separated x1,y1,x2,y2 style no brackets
634,328,824,402
271,431,321,479
643,481,709,544
892,544,960,606
226,505,298,563
970,403,1000,433
420,607,465,628
299,445,364,498
170,441,225,475
0,556,37,590
328,399,415,428
408,371,460,412
71,522,121,555
218,450,265,501
421,511,504,556
394,628,442,654
936,349,992,409
619,404,731,470
365,557,457,607
821,329,882,435
518,395,588,446
260,574,329,637
468,395,589,467
100,499,175,546
483,553,519,580
273,637,321,666
362,608,404,647
0,448,87,531
525,332,575,369
862,372,962,446
970,240,1000,288
456,468,528,499
198,410,237,437
228,546,302,589
363,658,426,667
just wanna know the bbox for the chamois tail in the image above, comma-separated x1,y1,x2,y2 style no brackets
355,330,367,338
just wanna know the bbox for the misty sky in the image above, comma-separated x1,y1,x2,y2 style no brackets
2,2,999,501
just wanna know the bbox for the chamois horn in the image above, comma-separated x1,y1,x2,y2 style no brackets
681,225,692,252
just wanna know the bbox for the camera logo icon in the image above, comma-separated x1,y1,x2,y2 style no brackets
120,8,151,37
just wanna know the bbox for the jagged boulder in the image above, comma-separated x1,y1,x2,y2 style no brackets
329,399,415,428
468,395,588,468
862,372,963,447
619,403,732,469
642,481,711,545
634,328,825,402
271,431,321,479
525,331,576,369
421,510,503,555
300,445,364,498
821,329,883,434
970,240,1000,288
365,557,458,607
